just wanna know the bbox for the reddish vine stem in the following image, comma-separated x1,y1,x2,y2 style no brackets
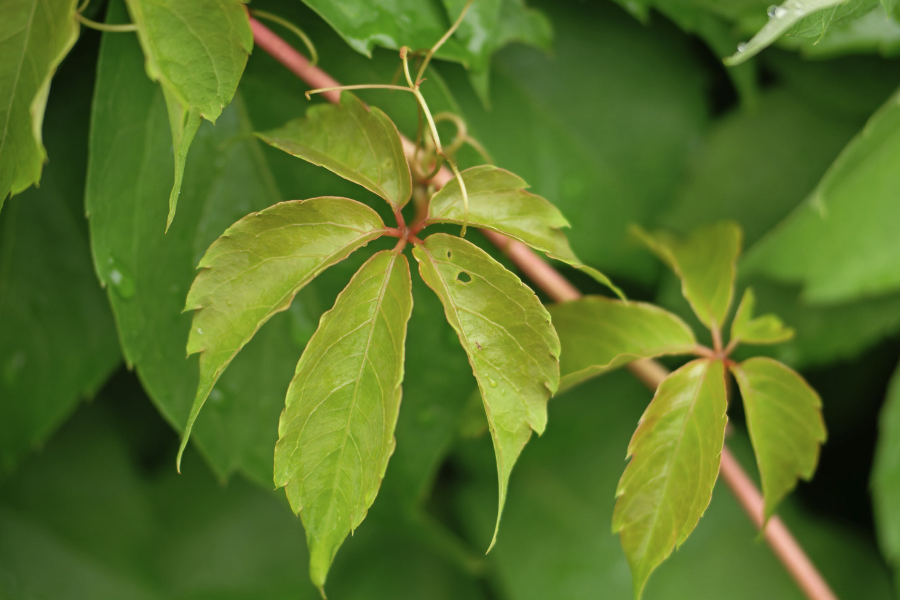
249,18,838,600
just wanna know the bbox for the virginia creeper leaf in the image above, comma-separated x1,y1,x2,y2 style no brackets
730,287,794,346
548,297,696,392
634,222,741,333
258,93,412,209
731,357,826,520
0,0,79,208
873,360,900,586
179,197,387,468
724,0,847,65
123,0,252,228
612,359,728,599
744,89,900,304
413,233,560,548
426,165,623,298
274,250,413,590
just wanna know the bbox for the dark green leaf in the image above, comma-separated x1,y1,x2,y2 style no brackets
613,359,727,599
427,165,622,296
548,297,696,392
730,287,794,346
635,222,742,333
745,89,900,304
258,93,412,209
413,232,559,548
122,0,252,227
873,360,900,588
0,0,79,207
181,197,387,468
274,250,413,590
731,357,826,519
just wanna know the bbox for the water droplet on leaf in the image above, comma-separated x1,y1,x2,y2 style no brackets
737,42,748,53
106,257,135,299
488,377,498,388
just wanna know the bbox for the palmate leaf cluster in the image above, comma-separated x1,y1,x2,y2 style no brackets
3,0,900,599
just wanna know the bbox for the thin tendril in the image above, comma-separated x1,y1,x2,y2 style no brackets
400,47,416,88
305,84,415,100
415,0,473,84
76,13,137,32
251,10,318,65
447,160,469,236
465,137,494,165
77,0,91,13
434,112,468,156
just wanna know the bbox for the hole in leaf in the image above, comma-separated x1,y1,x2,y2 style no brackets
446,250,452,259
457,271,472,283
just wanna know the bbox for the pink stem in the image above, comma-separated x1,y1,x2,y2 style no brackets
248,17,839,600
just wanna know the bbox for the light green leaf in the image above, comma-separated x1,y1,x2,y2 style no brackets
426,165,623,298
0,0,79,207
178,197,386,468
413,233,559,549
274,250,412,591
730,287,794,346
612,358,728,599
724,0,846,65
873,360,900,587
744,89,900,304
731,357,826,520
634,222,741,333
258,93,412,209
548,297,696,392
123,0,252,227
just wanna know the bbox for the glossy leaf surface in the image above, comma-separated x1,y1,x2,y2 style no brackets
548,297,696,392
181,197,387,466
258,93,412,208
413,233,559,547
731,357,826,520
635,222,741,332
0,0,79,207
427,165,622,296
730,288,794,346
274,250,413,590
613,359,727,599
123,0,252,226
745,90,900,304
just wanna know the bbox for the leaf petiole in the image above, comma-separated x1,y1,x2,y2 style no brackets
75,13,137,32
305,84,415,100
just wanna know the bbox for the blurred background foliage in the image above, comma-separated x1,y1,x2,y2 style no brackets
2,0,900,597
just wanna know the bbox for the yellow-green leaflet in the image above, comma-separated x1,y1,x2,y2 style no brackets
274,250,413,592
0,0,79,208
179,197,386,469
730,287,794,346
613,359,728,599
413,233,560,550
731,357,826,520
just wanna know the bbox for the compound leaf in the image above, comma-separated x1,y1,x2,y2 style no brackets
258,93,412,209
730,287,794,347
123,0,252,227
427,165,622,297
634,222,741,333
0,0,79,207
744,89,900,304
612,359,727,599
274,250,413,591
178,197,386,468
731,357,826,520
413,233,559,549
548,297,696,392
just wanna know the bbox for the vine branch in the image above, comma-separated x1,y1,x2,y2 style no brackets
248,17,838,600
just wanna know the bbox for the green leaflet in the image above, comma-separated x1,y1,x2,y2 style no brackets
258,93,412,209
731,357,826,520
730,288,794,346
634,222,741,333
873,360,900,587
179,198,387,468
123,0,252,228
426,165,623,298
0,0,79,208
612,359,728,599
548,297,696,392
413,233,560,549
274,250,413,591
744,89,900,304
724,0,846,65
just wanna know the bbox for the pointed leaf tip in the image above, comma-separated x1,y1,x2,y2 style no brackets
730,287,794,347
